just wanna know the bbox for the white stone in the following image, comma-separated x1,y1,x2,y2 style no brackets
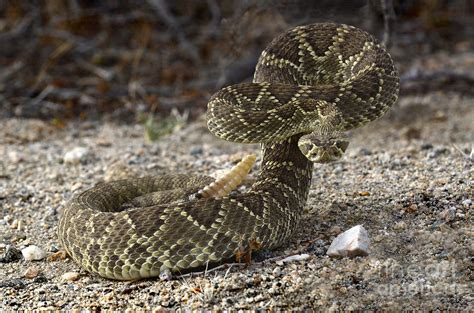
62,272,81,281
279,253,310,263
272,267,282,277
63,147,90,164
8,151,25,164
21,245,47,261
327,225,370,258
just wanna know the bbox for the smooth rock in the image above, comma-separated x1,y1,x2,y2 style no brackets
21,245,47,261
24,266,40,279
272,267,282,277
278,254,310,264
62,272,80,281
8,151,25,164
63,147,90,164
71,182,83,192
159,268,172,281
327,225,370,258
0,245,22,263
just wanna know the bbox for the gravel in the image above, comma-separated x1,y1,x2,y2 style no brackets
0,90,472,310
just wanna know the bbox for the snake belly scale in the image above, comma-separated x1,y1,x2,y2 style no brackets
58,23,399,280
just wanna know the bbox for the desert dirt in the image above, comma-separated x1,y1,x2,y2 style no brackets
1,57,473,309
1,3,473,309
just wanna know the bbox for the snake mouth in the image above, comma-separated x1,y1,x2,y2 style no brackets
299,140,349,163
314,147,346,163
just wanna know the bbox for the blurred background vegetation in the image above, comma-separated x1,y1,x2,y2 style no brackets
0,0,472,124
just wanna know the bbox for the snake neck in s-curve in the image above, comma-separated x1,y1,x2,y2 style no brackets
249,135,314,247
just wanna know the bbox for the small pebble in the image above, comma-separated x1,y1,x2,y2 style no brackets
3,215,13,223
101,291,114,302
71,182,83,192
327,225,370,258
62,272,80,281
21,245,47,261
0,245,23,263
9,219,20,230
439,207,456,222
328,225,342,236
24,266,40,279
277,254,310,265
359,148,372,156
46,207,57,217
394,221,406,230
47,250,68,261
272,267,282,277
8,151,25,164
404,203,418,213
189,146,203,156
63,147,90,164
159,268,173,281
333,165,344,174
378,152,391,164
461,199,471,208
421,143,433,150
96,139,111,147
427,146,449,159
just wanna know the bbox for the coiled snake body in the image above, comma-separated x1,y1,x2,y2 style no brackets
58,23,399,280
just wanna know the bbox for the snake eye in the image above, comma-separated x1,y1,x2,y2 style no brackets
298,142,318,160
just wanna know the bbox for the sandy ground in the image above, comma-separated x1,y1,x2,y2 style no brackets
1,59,473,310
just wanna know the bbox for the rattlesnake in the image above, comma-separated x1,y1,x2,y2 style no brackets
58,23,399,280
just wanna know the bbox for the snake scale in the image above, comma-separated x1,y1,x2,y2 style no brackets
58,23,399,280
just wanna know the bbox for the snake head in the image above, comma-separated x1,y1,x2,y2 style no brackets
298,131,349,163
